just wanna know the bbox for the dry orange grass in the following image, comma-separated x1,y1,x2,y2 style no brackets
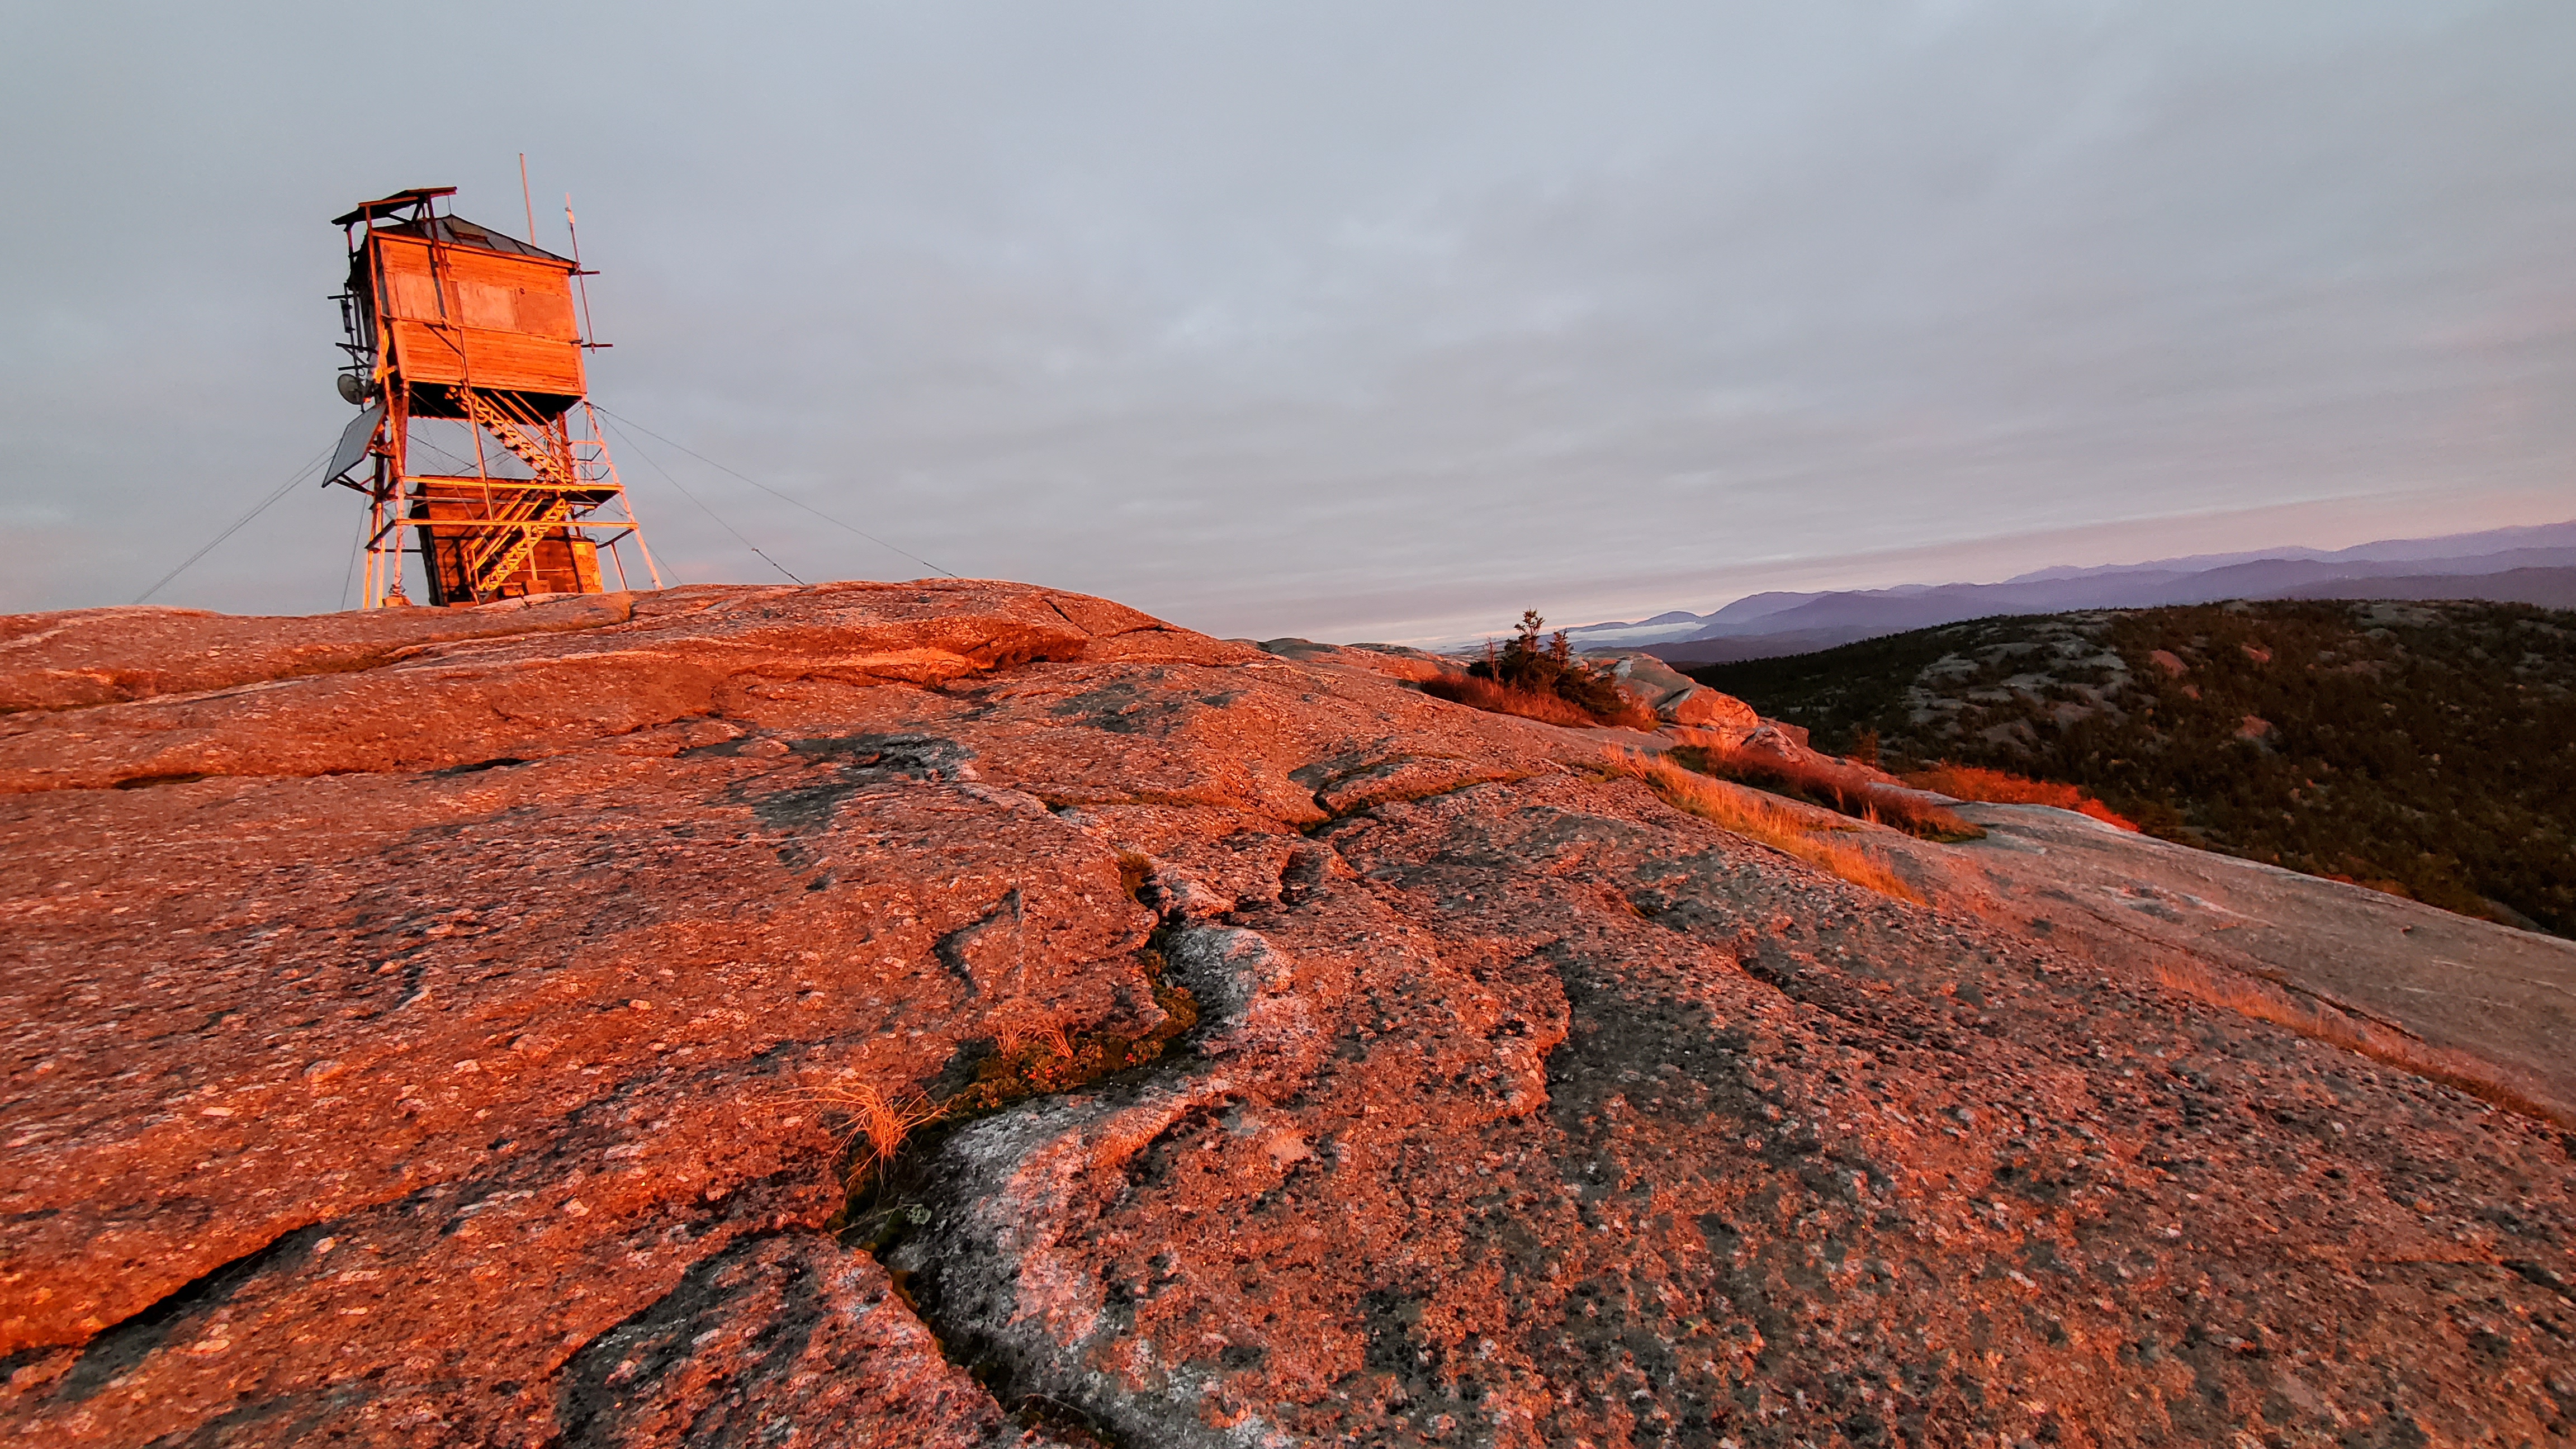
995,1010,1076,1063
1419,674,1658,731
1419,674,1597,727
2151,957,2570,1128
1666,730,1979,840
1604,749,1919,903
1906,762,2138,831
803,1080,945,1177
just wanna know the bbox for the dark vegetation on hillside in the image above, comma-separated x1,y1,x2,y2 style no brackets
1685,599,2576,936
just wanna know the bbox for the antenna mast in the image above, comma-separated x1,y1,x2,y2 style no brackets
564,194,605,351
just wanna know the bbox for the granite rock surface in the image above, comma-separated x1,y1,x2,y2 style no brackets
1,581,2568,1447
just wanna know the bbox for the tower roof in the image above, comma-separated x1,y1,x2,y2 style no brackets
331,187,456,226
333,188,572,264
369,213,573,264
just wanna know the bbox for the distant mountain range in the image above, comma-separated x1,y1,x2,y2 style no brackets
1562,519,2576,665
1681,598,2576,935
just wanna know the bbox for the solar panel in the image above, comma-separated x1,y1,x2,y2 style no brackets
324,402,384,487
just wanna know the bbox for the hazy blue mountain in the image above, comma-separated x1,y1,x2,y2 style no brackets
1576,520,2576,665
2271,566,2576,610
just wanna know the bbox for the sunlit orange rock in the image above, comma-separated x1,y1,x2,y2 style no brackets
1,581,2566,1447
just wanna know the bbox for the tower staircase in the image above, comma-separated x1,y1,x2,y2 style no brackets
453,386,595,597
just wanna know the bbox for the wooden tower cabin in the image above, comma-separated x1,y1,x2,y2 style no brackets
324,186,659,607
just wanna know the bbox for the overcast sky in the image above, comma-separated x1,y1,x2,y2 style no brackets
4,2,2570,641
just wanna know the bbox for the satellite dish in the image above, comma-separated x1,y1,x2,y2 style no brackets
337,373,368,405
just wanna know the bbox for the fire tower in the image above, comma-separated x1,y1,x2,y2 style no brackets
325,187,658,607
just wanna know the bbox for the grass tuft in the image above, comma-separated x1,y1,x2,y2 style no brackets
1906,762,2138,831
1666,730,1982,841
948,964,1200,1119
802,1081,945,1178
824,948,1205,1249
1419,673,1655,730
995,1009,1077,1063
1602,748,1919,903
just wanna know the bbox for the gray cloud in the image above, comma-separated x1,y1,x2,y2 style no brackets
3,1,2569,640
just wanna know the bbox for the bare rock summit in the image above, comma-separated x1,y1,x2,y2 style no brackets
1,581,2568,1447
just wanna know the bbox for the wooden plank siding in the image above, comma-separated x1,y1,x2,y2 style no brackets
385,320,586,394
371,235,586,396
414,483,602,603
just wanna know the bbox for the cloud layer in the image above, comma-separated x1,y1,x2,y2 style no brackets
4,2,2570,640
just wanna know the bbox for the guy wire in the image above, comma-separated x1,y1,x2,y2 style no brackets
599,414,802,586
589,403,959,579
136,446,334,605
